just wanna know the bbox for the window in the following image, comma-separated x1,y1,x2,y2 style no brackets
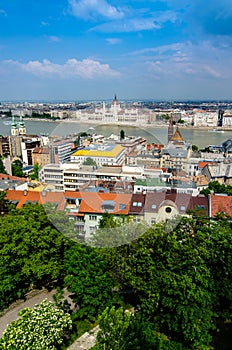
133,202,138,206
137,202,142,207
119,203,126,210
151,219,156,224
151,204,157,209
89,215,97,221
180,206,186,211
165,207,172,213
196,205,206,209
89,226,95,232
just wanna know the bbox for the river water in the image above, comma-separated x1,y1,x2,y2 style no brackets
0,119,231,148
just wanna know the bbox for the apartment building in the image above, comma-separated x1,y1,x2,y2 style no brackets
71,143,126,167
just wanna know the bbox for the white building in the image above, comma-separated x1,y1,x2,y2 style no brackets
73,95,155,125
70,143,126,167
222,111,232,127
193,110,218,127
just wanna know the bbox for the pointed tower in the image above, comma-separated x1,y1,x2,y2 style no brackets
170,127,184,142
168,113,174,142
11,116,19,136
111,94,120,121
19,115,26,135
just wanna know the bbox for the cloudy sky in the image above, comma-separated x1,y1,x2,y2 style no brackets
0,0,232,101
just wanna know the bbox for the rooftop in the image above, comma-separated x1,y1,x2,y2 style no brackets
71,144,124,158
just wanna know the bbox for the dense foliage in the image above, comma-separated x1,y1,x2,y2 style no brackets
11,159,24,177
64,244,114,320
200,180,232,196
0,200,231,349
0,299,72,349
93,306,164,350
25,112,59,121
0,158,7,174
92,216,232,349
0,204,70,311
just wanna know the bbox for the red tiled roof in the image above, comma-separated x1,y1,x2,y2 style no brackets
79,191,131,215
0,173,27,182
198,162,209,169
6,190,67,210
210,194,232,217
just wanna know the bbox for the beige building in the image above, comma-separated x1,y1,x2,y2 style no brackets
32,147,51,166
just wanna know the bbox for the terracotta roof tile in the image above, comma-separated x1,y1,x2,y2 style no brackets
78,191,131,215
210,194,232,217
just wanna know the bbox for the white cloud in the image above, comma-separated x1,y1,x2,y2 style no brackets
5,58,120,79
48,36,61,43
68,0,124,20
128,40,232,80
92,17,161,33
105,38,121,44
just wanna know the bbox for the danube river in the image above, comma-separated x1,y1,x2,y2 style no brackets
1,119,231,149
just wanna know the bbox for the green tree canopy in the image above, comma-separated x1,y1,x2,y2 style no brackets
0,203,71,311
64,244,114,320
98,217,232,349
11,159,24,177
83,157,97,166
0,157,7,174
30,163,40,180
200,181,232,196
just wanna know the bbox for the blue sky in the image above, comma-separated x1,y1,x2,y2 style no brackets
0,0,232,101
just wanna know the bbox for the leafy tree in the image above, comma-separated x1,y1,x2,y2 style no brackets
79,132,88,137
91,215,148,248
94,307,183,350
0,299,72,349
192,144,199,151
0,203,71,311
30,162,40,180
200,181,232,196
11,159,24,177
0,157,7,174
161,113,170,120
64,244,114,320
94,306,131,350
0,191,7,215
99,217,232,349
83,157,97,166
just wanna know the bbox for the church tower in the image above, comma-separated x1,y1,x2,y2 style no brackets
168,113,174,142
11,116,19,136
19,115,27,135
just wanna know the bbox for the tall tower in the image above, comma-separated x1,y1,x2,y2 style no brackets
19,115,27,135
11,116,19,136
168,113,174,142
111,94,120,121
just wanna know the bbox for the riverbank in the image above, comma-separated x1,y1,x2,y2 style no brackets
22,117,232,131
